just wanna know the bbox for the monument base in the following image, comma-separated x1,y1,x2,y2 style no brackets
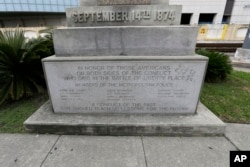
42,55,207,114
24,101,225,136
232,48,250,68
53,26,197,56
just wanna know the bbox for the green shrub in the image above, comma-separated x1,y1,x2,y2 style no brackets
196,48,232,83
0,29,54,105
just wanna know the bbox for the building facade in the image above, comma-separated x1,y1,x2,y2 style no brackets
230,0,250,24
0,0,249,41
0,0,78,27
169,0,250,25
1,0,250,27
170,0,227,24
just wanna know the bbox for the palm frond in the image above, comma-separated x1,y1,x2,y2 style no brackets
0,81,12,105
0,29,25,53
0,43,19,65
0,29,53,105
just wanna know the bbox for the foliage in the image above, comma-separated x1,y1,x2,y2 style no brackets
201,70,250,124
196,48,233,82
0,29,54,105
39,27,53,34
0,94,48,133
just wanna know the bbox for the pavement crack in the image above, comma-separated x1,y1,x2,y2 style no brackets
224,134,240,151
40,135,61,167
141,136,148,167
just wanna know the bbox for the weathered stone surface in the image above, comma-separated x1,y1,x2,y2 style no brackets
235,48,250,61
66,5,181,27
243,25,250,49
24,101,226,136
80,0,97,6
97,0,151,5
53,26,198,56
233,48,250,68
42,55,207,114
80,0,169,6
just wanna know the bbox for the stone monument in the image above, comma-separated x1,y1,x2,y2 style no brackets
233,24,250,67
24,0,225,136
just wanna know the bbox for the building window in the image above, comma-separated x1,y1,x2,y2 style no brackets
222,15,230,24
198,14,216,24
0,20,4,28
181,13,192,25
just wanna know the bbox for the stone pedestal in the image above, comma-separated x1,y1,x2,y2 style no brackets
233,24,250,67
43,55,207,114
53,26,197,56
233,48,250,68
24,0,226,136
24,101,225,136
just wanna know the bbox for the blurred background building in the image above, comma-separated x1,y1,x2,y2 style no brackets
0,0,78,27
0,0,249,42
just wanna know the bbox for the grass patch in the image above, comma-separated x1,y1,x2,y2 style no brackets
201,70,250,124
0,94,48,133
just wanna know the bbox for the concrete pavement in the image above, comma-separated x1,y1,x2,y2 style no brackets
1,66,249,167
0,123,249,167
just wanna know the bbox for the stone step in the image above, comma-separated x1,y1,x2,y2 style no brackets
24,101,225,136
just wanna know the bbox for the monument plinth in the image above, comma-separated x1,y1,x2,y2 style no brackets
53,26,197,56
24,0,225,136
43,55,207,114
233,25,250,67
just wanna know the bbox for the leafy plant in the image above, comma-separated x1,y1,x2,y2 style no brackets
0,29,54,105
196,48,232,82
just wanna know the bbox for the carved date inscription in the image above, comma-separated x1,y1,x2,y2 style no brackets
66,5,181,26
72,10,175,22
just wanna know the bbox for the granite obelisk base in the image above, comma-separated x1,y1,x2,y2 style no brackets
232,24,250,67
42,55,207,115
24,101,225,136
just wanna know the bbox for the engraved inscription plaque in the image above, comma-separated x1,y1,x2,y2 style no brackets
66,5,181,27
43,57,207,114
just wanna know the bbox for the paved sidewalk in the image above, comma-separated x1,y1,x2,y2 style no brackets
0,123,249,167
